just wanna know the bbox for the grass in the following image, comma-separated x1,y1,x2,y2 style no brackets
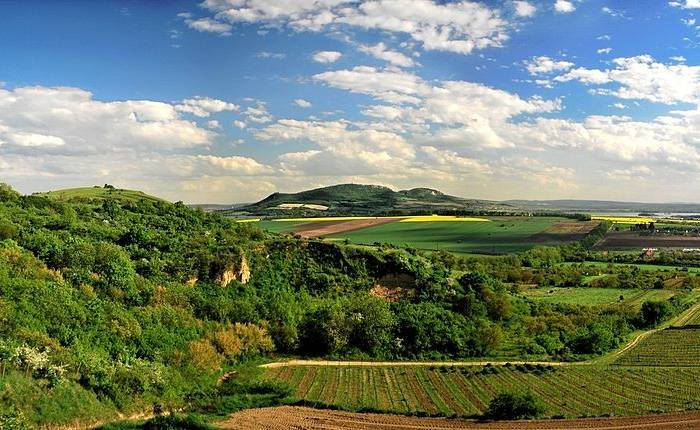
522,288,675,308
557,261,700,273
327,217,564,254
35,187,165,203
0,370,118,427
265,364,700,418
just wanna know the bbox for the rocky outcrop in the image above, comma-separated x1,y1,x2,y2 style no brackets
216,255,250,287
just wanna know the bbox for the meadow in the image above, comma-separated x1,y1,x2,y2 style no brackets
265,364,700,418
557,261,700,273
522,287,675,308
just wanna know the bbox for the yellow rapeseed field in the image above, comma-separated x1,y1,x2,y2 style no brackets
592,216,656,224
399,215,491,223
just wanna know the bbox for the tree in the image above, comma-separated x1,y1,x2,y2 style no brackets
641,300,673,327
485,391,544,420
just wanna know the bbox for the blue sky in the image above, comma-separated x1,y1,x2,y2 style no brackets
1,0,700,203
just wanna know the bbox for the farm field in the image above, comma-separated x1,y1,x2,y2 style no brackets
327,217,582,254
557,261,700,273
264,365,700,418
613,328,700,367
221,406,700,430
255,216,598,253
522,287,674,308
595,231,700,250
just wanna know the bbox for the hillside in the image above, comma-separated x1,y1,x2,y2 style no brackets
232,184,510,216
34,185,166,204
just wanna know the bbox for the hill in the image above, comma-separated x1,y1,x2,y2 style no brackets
34,185,166,204
233,183,510,216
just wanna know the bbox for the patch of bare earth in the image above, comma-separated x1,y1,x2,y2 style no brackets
217,406,700,430
293,218,399,238
595,231,700,249
529,221,601,244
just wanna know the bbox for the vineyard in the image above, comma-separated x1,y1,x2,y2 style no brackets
613,328,700,367
264,365,700,418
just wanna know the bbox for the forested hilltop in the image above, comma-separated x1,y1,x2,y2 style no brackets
0,184,694,428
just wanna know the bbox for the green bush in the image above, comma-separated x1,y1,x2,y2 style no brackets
485,391,545,420
0,407,29,430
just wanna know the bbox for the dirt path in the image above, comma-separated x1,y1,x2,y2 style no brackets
293,218,399,238
218,406,700,429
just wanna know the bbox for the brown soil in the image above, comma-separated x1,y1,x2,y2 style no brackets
294,218,399,238
217,406,700,430
529,221,600,244
594,231,700,249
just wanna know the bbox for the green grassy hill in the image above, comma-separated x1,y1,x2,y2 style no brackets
34,185,166,204
234,183,510,216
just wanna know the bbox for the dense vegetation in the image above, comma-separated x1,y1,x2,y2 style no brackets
0,183,695,427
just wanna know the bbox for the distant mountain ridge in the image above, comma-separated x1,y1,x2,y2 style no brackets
507,199,700,213
232,183,510,216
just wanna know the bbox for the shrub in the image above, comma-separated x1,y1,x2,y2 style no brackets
485,391,544,420
187,339,223,373
0,407,28,430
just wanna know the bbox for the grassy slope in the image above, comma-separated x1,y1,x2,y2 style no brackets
557,261,700,273
522,287,675,307
35,187,166,203
326,217,560,254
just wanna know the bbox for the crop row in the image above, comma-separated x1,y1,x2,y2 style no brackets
266,365,700,418
614,328,700,366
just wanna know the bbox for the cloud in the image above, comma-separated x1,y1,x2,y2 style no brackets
313,51,342,63
182,17,232,36
525,56,574,75
0,85,215,154
176,97,240,117
554,0,576,13
314,66,429,104
358,42,416,67
553,55,700,104
293,98,312,108
243,102,273,124
670,0,700,9
197,155,274,175
597,47,613,55
256,51,287,59
554,68,612,85
197,0,514,55
512,1,537,17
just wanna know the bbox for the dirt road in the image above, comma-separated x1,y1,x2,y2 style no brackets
218,406,700,430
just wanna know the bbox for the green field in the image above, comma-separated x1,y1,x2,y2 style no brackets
557,261,700,273
523,288,675,307
257,220,307,233
265,365,700,418
34,186,165,203
326,217,564,254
